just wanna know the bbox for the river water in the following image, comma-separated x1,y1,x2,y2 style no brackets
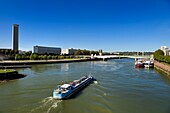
0,59,170,113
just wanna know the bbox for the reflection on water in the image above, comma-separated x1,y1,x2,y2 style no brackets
61,63,69,72
31,64,62,73
0,59,170,113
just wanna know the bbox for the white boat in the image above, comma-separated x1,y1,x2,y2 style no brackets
53,75,95,99
144,61,154,68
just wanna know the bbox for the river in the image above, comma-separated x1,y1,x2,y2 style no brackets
0,59,170,113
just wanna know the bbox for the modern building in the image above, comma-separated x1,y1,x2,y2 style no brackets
160,46,169,56
12,24,19,51
33,46,61,55
61,48,77,55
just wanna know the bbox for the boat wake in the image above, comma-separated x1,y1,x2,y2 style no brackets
93,80,98,84
29,97,62,113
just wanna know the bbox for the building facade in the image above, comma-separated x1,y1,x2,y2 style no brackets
33,46,61,55
61,48,77,55
12,24,19,51
160,46,169,56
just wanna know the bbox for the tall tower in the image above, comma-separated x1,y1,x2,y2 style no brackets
12,24,19,51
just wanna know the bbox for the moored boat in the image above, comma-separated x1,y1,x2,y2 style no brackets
53,75,95,99
135,59,144,68
144,61,154,68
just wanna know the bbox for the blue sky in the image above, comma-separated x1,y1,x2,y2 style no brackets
0,0,170,52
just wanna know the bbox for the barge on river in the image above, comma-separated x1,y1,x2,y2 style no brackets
53,75,95,99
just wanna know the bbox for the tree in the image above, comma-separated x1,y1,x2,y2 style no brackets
10,50,15,55
74,50,81,55
153,49,170,64
66,56,70,59
164,56,170,64
51,56,58,59
1,50,5,55
94,51,99,55
43,55,47,60
30,53,38,60
6,49,9,56
22,54,27,60
14,50,18,54
58,56,64,59
24,51,32,56
154,49,164,56
15,54,21,60
82,50,90,55
47,55,52,60
153,49,164,61
38,55,43,60
90,51,95,55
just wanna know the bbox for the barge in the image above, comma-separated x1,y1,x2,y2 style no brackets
53,75,95,99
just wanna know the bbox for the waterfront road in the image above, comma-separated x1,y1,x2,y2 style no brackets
154,61,170,72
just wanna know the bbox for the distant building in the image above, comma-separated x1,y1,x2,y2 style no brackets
12,24,19,51
160,46,169,56
99,49,102,56
61,48,77,55
33,46,61,55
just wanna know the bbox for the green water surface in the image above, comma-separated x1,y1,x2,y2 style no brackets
0,59,170,113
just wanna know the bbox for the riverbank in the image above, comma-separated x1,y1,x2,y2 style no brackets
154,61,170,78
0,58,100,66
0,69,26,82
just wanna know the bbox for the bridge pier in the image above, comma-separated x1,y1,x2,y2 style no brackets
103,58,107,61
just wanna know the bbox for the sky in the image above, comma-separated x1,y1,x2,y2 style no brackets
0,0,170,52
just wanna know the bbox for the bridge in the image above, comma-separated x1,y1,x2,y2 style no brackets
93,55,152,60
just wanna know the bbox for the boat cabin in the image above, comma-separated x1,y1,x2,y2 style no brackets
58,84,73,91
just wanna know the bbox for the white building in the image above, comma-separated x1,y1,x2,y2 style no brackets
33,45,61,55
160,46,169,56
61,48,77,55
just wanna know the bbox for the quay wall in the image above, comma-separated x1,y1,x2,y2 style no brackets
154,61,170,78
0,58,101,66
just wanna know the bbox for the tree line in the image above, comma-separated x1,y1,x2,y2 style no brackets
0,49,18,56
74,49,99,55
0,49,101,60
154,49,170,64
14,54,79,60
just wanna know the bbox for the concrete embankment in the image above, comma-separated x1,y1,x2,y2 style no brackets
154,61,170,78
0,58,100,66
